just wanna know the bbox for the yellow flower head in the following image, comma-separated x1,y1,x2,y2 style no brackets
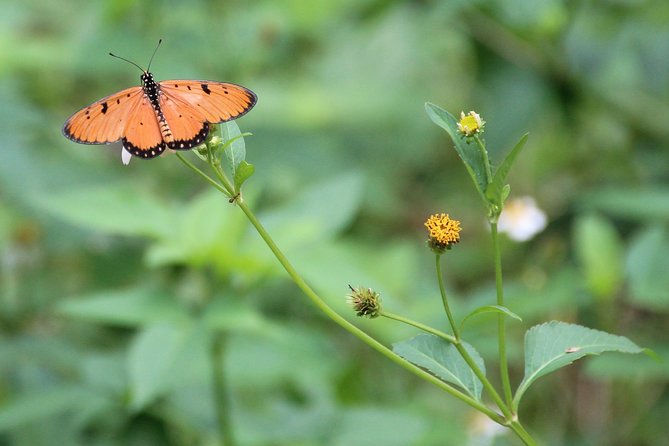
347,285,381,318
457,111,485,137
425,213,461,253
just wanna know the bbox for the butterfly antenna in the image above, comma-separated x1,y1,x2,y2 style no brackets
108,52,145,73
146,39,163,72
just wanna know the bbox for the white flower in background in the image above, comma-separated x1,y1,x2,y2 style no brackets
497,196,547,242
467,412,507,446
121,147,132,165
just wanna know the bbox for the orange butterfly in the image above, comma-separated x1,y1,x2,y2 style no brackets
63,42,257,164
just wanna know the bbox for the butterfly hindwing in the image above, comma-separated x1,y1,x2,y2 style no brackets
158,91,210,150
63,87,144,145
121,94,166,158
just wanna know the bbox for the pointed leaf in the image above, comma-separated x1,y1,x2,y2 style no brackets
487,133,529,204
425,103,489,200
460,305,522,332
393,334,485,400
233,160,255,191
219,120,245,172
514,321,645,409
127,323,191,411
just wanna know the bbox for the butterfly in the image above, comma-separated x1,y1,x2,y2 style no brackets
62,41,257,163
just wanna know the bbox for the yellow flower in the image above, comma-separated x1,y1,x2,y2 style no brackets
425,213,461,252
347,285,381,318
457,111,485,136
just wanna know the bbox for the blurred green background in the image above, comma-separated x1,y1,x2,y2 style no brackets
1,0,668,445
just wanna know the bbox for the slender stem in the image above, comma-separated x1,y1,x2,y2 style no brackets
508,420,538,446
177,153,502,422
491,221,514,409
380,311,457,344
236,198,502,421
175,153,233,197
383,310,513,420
211,331,235,446
433,256,512,419
435,255,460,339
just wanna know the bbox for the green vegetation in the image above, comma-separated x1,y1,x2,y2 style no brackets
1,1,668,445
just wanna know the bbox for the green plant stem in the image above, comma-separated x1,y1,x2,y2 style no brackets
176,153,233,197
236,198,502,421
509,420,538,446
491,221,514,410
382,310,513,421
380,311,457,344
435,254,460,339
434,255,513,420
211,331,235,446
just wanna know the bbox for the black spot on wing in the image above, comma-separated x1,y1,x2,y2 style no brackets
122,137,166,159
167,124,209,151
101,102,108,114
201,84,211,95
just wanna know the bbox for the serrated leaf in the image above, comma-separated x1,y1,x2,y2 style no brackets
425,103,489,201
234,160,255,191
460,305,522,332
393,334,485,400
514,321,645,409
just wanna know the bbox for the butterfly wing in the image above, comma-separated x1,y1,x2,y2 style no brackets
62,87,144,145
158,80,256,150
121,93,166,158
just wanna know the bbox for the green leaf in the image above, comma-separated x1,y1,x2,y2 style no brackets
487,133,529,205
579,187,669,221
31,182,172,239
425,103,489,201
220,121,245,168
514,321,645,409
234,160,255,191
0,386,93,431
57,287,189,327
393,334,485,400
626,225,669,311
127,323,191,411
573,213,624,299
258,172,364,249
460,305,522,332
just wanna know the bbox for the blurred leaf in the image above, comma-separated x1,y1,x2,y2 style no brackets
259,171,364,248
514,321,645,409
579,188,669,221
586,349,669,380
393,334,485,400
573,213,623,299
0,386,92,432
127,323,192,411
203,298,273,335
486,133,529,206
31,182,172,238
57,287,189,327
330,407,427,446
460,305,522,333
425,103,489,202
626,225,669,311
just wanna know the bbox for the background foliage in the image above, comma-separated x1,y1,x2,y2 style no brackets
1,0,668,445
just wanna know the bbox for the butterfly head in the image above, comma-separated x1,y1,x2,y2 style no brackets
140,71,155,86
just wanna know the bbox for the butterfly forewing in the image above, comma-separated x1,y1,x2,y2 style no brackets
159,81,257,124
63,87,144,144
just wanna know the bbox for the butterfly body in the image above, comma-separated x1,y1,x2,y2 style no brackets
63,70,256,160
